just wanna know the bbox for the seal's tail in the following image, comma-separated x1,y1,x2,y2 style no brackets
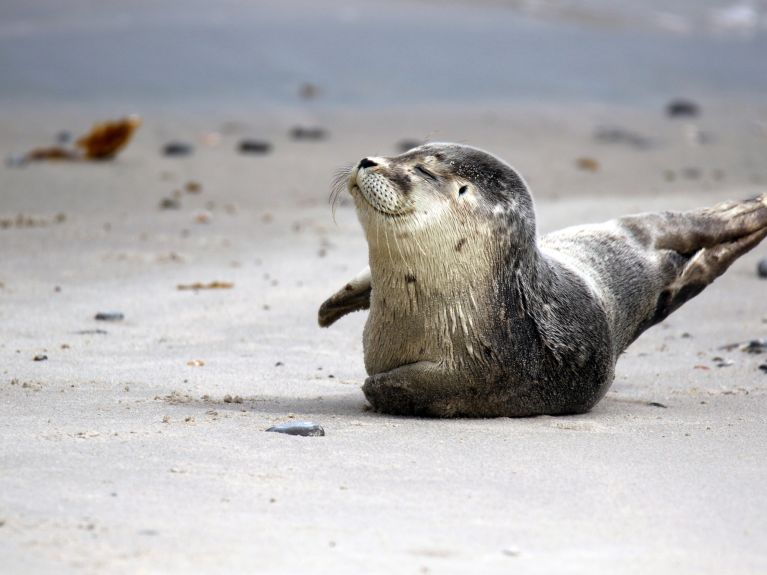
626,193,767,334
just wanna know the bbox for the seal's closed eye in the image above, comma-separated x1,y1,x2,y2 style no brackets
414,165,437,181
458,185,468,196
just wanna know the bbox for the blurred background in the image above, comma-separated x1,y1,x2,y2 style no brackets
1,0,766,111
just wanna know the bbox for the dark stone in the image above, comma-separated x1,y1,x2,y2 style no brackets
33,354,48,361
759,364,767,374
162,142,193,157
741,339,767,353
266,421,325,437
95,312,124,322
757,258,767,278
238,139,272,154
681,167,701,180
594,126,653,149
666,99,700,118
647,401,667,408
159,197,181,210
290,126,327,141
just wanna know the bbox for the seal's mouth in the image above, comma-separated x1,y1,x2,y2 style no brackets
349,161,411,216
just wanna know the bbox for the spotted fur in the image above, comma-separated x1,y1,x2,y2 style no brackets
320,144,767,417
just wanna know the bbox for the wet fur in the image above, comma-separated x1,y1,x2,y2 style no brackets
320,144,767,417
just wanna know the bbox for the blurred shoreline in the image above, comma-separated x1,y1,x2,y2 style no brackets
1,0,766,111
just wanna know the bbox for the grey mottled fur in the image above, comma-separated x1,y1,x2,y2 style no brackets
319,143,767,417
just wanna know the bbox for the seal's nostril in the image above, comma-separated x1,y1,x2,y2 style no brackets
358,158,378,169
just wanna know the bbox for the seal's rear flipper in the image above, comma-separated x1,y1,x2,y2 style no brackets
627,193,767,334
653,225,767,324
318,267,371,327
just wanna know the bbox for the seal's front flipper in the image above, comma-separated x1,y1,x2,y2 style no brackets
318,267,371,327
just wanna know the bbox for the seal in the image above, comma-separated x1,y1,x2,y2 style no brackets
319,143,767,417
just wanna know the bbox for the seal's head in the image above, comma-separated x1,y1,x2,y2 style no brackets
338,143,537,260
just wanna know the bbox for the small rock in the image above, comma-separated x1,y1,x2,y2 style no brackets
741,339,767,353
681,167,701,180
712,356,734,368
757,258,767,278
193,210,212,224
33,354,48,362
647,401,667,408
266,421,325,437
94,312,124,322
223,394,243,404
758,364,767,374
576,157,600,172
159,197,181,210
238,139,272,154
56,131,72,144
163,142,193,157
667,99,700,118
185,181,202,194
290,126,328,141
594,126,652,149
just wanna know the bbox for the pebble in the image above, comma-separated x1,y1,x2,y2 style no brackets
159,197,181,210
666,99,700,118
94,312,124,322
712,356,734,368
757,258,767,278
162,142,193,157
575,157,600,172
593,126,652,149
681,167,701,180
266,421,325,437
33,354,48,362
290,126,327,141
741,339,767,353
759,364,767,374
238,139,272,154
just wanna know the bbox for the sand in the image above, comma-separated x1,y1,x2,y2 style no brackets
0,98,766,574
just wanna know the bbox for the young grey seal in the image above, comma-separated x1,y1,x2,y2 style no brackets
319,143,767,417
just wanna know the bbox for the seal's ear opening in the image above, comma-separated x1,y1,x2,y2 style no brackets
318,267,372,327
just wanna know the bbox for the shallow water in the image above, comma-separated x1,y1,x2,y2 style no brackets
0,0,765,109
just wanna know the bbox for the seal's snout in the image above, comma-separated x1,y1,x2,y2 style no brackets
352,156,406,215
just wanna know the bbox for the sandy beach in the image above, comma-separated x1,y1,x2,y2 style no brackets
1,1,767,573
